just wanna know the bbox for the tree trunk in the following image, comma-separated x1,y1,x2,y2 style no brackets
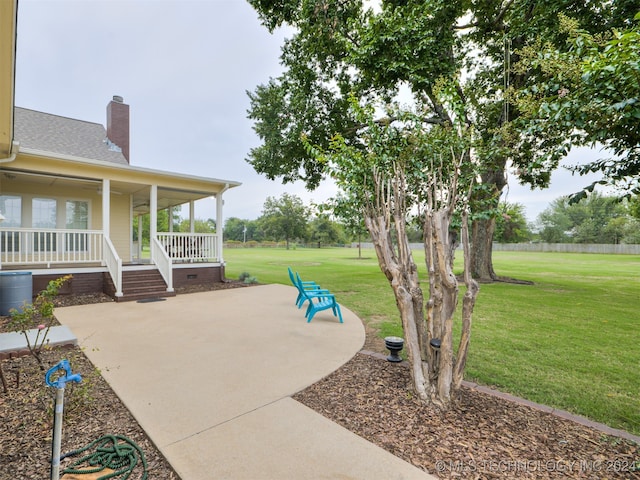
366,214,430,401
470,165,506,281
362,158,477,408
470,216,497,281
454,211,479,388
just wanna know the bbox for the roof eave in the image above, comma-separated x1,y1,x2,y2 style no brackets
16,146,242,189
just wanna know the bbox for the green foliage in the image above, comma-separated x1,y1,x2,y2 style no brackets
320,194,368,241
176,218,216,233
494,203,532,243
224,217,263,242
132,209,181,242
8,275,72,370
238,271,258,284
258,193,309,249
513,12,640,198
247,0,637,195
536,192,635,244
307,215,345,245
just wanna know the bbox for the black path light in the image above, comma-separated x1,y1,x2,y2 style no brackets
384,336,404,362
430,338,441,371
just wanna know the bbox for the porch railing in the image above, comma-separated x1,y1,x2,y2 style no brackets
103,237,123,297
0,228,104,267
156,233,219,263
151,237,174,292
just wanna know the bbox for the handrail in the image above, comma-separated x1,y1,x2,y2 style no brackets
151,237,174,292
103,237,123,297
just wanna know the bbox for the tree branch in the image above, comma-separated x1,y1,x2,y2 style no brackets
454,0,516,30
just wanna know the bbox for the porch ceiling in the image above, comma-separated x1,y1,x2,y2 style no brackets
131,185,216,214
0,169,217,214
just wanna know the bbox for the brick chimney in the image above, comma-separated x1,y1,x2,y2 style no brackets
106,95,130,163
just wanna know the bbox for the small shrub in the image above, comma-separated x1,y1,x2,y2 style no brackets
238,272,251,282
243,276,258,285
9,275,72,370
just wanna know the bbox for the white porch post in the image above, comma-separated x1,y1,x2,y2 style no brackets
189,201,195,233
137,214,143,260
150,185,157,258
216,187,226,263
102,179,110,238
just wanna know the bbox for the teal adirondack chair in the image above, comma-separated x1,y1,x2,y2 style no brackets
293,273,343,323
287,267,327,308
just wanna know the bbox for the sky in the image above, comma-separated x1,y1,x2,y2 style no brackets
13,0,607,225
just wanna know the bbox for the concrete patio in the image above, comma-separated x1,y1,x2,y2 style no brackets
55,284,436,480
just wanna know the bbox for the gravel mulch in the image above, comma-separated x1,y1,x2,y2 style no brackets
1,282,638,479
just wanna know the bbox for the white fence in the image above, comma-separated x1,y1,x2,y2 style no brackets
491,243,640,254
352,242,640,255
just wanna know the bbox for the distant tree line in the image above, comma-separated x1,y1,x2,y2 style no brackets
222,193,433,248
534,192,640,244
223,192,640,247
223,193,350,248
497,193,640,244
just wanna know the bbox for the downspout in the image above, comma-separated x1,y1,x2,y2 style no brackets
0,141,19,163
216,183,229,264
0,142,18,271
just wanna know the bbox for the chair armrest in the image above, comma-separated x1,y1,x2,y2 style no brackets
305,290,333,298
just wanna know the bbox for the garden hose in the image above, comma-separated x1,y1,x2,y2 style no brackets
60,434,148,480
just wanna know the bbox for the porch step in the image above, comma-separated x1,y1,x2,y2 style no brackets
108,269,175,302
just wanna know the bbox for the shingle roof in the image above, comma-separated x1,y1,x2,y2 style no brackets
13,107,128,165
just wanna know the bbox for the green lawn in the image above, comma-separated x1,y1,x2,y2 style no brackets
223,247,640,436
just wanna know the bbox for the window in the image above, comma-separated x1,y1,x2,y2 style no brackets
32,198,57,228
32,198,57,251
65,200,88,229
65,200,89,251
0,195,21,253
0,195,21,226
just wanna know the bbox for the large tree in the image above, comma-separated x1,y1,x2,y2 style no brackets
247,0,637,281
310,95,479,406
259,193,308,248
307,215,344,246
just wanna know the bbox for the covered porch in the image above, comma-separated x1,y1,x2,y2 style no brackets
0,155,240,300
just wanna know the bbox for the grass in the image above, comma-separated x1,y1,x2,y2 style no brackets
223,247,640,436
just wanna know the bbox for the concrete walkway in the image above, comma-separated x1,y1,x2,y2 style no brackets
56,284,436,480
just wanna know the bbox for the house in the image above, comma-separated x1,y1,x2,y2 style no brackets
0,0,240,301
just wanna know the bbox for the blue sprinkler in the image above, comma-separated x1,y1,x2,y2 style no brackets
45,359,82,480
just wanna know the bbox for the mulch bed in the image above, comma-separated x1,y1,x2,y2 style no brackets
0,347,179,480
294,353,640,479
